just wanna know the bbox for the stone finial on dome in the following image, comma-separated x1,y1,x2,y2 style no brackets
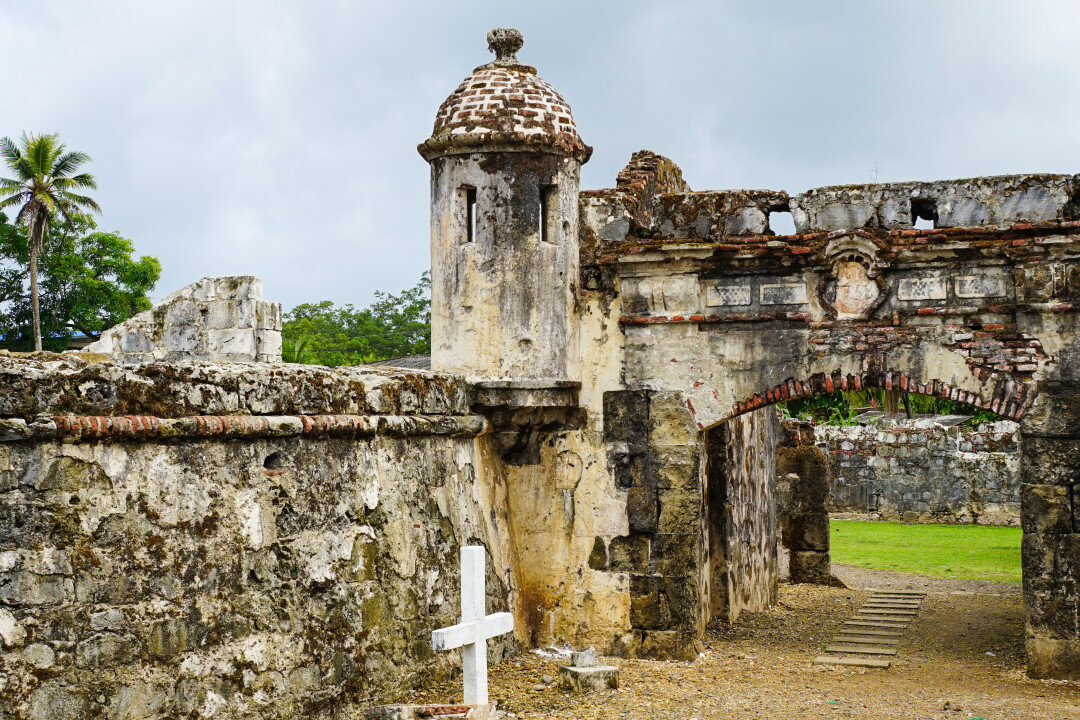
487,28,524,66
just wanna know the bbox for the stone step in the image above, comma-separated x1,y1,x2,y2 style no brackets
844,619,908,627
865,600,921,606
867,590,926,597
825,644,898,656
857,608,917,616
862,605,919,611
849,616,912,625
833,634,900,645
835,628,903,637
813,655,892,668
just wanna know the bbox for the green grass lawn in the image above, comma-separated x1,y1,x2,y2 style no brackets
829,519,1022,584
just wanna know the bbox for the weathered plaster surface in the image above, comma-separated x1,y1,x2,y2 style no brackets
0,358,518,719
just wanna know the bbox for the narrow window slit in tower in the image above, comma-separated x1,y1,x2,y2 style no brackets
464,187,477,242
540,184,556,243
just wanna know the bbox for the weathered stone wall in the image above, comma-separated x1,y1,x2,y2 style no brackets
0,356,517,719
84,276,282,365
705,408,778,622
776,421,831,584
818,418,1020,525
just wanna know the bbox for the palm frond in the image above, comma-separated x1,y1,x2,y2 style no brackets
57,192,101,213
27,133,59,175
0,137,21,166
54,173,98,191
0,194,26,211
50,151,91,179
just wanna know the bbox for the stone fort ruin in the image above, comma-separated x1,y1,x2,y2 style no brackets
2,27,1080,719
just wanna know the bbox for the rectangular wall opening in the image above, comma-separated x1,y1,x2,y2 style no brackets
768,210,796,236
463,186,477,242
911,198,937,230
540,185,557,243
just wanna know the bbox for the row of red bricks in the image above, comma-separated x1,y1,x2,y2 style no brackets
601,219,1080,260
730,370,1029,421
46,414,486,441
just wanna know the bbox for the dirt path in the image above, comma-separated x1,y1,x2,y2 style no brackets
400,566,1079,719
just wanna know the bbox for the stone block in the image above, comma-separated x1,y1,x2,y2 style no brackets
652,533,698,576
108,680,171,720
1024,586,1079,638
636,630,704,660
1026,636,1080,680
364,705,497,719
0,607,26,648
1022,383,1080,438
76,632,139,667
571,646,596,667
783,513,830,551
603,391,650,445
147,617,191,659
628,574,666,629
28,682,90,720
119,330,152,354
558,664,619,692
1021,436,1080,485
1020,484,1073,534
609,534,650,572
626,486,658,533
208,329,256,357
658,488,701,533
659,576,701,630
652,445,701,490
203,301,239,329
789,551,831,585
649,393,698,446
22,642,56,669
0,571,73,606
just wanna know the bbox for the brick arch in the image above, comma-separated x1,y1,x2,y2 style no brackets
728,367,1028,422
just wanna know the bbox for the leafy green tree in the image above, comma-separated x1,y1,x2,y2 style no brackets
0,133,101,350
782,389,1002,427
0,212,160,351
282,272,431,366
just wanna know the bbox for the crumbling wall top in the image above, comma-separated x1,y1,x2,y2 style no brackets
582,152,1080,258
0,353,472,420
84,275,282,365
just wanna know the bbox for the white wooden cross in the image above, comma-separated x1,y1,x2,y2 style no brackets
431,545,514,706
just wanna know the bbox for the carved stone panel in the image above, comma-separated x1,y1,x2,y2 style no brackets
897,277,947,302
706,283,752,307
955,272,1008,299
760,282,808,306
829,257,881,317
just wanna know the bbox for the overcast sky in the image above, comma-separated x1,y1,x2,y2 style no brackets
3,1,1080,310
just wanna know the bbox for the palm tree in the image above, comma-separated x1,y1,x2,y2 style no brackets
0,133,100,351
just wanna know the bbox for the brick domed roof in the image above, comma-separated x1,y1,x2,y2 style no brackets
418,29,591,162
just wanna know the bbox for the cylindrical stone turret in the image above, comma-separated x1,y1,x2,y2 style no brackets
419,29,591,382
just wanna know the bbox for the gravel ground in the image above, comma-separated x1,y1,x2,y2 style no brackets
400,566,1079,719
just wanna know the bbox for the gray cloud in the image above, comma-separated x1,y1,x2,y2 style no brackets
3,0,1078,309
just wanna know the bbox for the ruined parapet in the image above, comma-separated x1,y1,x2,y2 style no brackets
790,174,1080,233
420,29,589,385
0,354,516,717
83,276,282,364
